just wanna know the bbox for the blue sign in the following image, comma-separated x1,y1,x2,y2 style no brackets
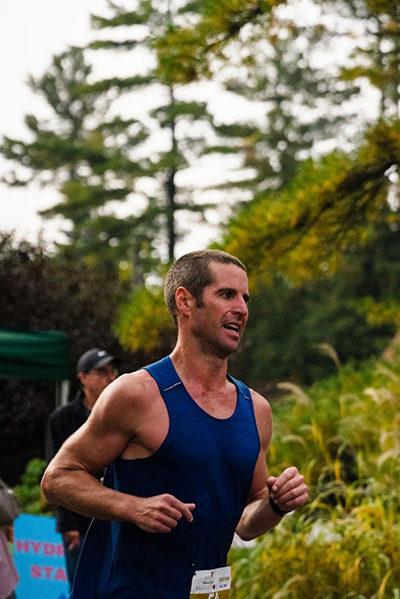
14,514,69,599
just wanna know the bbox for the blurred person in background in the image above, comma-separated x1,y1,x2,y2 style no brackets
45,348,118,588
0,522,19,599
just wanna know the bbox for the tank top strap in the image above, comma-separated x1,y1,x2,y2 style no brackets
227,374,252,402
142,355,183,394
227,374,259,450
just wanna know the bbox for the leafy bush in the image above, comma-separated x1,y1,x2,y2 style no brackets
230,499,400,598
229,352,400,597
13,458,53,516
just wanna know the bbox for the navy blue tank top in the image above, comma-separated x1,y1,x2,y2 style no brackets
71,356,260,599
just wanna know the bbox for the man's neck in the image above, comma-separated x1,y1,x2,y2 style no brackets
170,344,229,392
170,345,237,418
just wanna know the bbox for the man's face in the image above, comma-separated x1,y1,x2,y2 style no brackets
189,262,249,359
79,363,118,400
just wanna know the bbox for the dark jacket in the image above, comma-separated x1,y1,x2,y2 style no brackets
45,390,93,537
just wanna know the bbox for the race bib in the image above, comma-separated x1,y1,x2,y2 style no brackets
189,566,231,599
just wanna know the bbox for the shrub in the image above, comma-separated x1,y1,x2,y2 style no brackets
13,458,53,516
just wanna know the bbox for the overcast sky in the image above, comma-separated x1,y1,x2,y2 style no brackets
1,0,111,246
1,0,231,256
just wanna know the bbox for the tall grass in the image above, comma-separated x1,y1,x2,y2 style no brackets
230,354,400,598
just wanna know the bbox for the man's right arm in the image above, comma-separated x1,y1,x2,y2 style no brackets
41,371,195,533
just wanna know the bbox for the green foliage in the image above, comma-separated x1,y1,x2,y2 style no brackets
229,353,400,597
0,232,128,356
13,459,52,516
229,279,393,388
220,121,400,287
158,0,276,80
0,232,140,484
231,500,400,598
217,117,400,389
115,285,176,353
154,26,212,83
0,46,155,274
228,215,399,387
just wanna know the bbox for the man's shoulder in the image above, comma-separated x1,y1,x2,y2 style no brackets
247,387,273,448
98,367,160,412
85,369,159,444
108,367,156,395
248,387,271,412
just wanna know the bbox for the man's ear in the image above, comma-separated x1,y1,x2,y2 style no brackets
175,286,195,317
77,372,87,386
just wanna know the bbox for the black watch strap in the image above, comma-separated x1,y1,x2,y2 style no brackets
269,497,290,517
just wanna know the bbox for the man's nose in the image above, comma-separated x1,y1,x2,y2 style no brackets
234,296,249,316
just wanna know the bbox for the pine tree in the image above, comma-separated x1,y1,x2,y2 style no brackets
0,46,150,272
207,22,362,201
88,0,226,262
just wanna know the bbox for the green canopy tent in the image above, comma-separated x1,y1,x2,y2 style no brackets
0,328,70,406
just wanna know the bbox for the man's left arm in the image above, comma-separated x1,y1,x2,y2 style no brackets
235,392,309,541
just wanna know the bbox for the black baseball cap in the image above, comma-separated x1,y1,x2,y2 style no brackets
76,348,117,374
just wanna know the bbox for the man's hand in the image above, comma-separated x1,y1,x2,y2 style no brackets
267,466,309,514
133,494,196,533
62,530,81,550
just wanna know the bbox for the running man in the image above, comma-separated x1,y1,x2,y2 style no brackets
42,249,308,598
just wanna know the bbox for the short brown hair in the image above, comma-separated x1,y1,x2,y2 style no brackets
164,249,246,325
